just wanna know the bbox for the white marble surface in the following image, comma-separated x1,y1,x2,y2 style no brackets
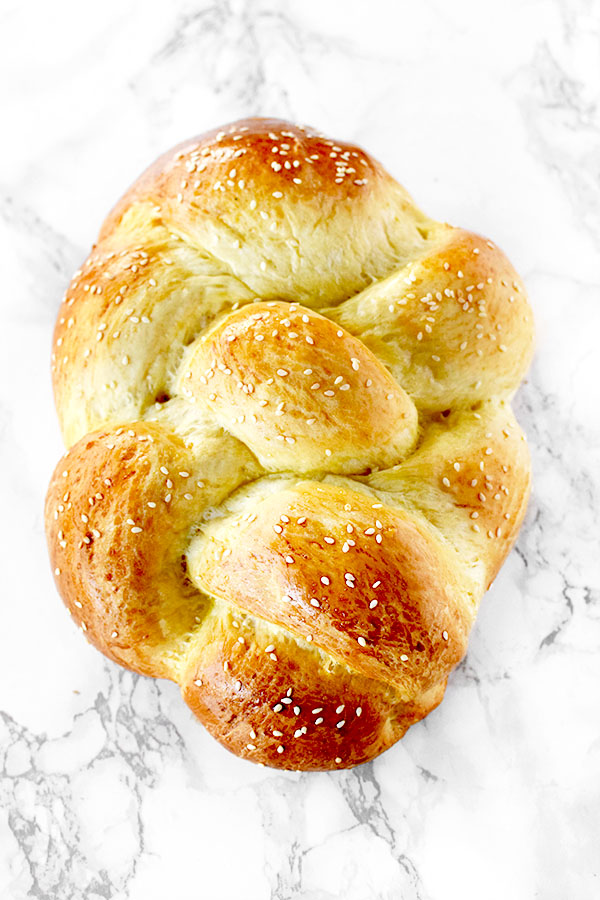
1,0,599,897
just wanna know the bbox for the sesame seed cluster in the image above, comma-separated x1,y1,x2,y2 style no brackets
45,119,534,770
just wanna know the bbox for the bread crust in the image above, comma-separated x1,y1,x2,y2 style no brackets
46,118,534,769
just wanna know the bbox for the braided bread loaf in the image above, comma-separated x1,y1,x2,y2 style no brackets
46,119,534,770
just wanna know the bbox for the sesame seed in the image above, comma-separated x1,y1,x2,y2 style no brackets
357,637,367,647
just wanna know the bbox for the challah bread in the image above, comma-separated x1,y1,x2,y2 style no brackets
46,118,534,770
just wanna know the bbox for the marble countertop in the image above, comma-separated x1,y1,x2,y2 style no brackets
1,0,599,897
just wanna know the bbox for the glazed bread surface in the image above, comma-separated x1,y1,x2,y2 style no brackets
46,119,533,770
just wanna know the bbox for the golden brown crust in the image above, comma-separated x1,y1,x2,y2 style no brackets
327,228,534,411
100,119,390,237
45,117,534,770
51,236,258,447
181,607,446,771
45,420,259,677
364,401,531,588
189,482,472,699
179,300,418,474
